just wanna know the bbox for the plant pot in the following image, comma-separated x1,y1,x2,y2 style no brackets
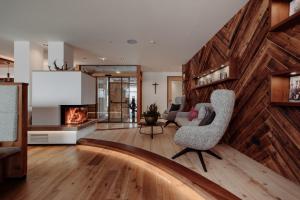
144,115,158,125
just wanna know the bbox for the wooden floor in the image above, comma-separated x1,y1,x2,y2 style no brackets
96,123,138,130
85,125,300,200
0,145,215,200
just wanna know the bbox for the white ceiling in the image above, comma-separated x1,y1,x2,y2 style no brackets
0,0,247,72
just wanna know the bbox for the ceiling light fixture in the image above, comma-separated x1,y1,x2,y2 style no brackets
290,72,297,75
98,57,107,61
116,71,121,74
127,39,138,45
149,40,156,44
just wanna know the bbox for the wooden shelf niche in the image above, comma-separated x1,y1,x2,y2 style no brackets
192,61,238,90
271,72,300,106
271,0,300,31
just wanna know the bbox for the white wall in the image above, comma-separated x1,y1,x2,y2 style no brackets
81,73,96,104
30,43,44,70
14,41,30,83
142,72,181,113
64,44,74,68
48,42,64,67
14,41,44,109
171,80,183,103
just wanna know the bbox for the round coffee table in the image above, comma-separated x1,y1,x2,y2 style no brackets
138,121,164,139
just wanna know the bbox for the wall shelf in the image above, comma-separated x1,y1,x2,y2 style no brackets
271,0,300,31
192,77,237,90
270,71,300,107
271,102,300,106
191,60,238,90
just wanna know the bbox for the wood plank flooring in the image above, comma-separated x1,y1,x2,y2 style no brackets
85,125,300,200
0,145,214,200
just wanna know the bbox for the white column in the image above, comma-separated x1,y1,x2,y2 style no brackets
48,42,74,69
14,41,44,108
14,41,30,83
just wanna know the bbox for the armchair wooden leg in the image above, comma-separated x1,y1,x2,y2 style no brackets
205,150,222,160
197,151,207,172
171,148,192,159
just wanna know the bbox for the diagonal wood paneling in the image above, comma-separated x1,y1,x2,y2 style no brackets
183,0,300,184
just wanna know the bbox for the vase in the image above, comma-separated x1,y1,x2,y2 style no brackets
144,115,158,125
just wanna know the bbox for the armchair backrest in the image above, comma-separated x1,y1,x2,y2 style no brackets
0,83,28,178
194,103,212,111
0,85,18,141
174,96,185,111
209,89,235,142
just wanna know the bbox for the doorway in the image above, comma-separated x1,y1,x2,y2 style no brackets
97,77,137,123
167,76,183,106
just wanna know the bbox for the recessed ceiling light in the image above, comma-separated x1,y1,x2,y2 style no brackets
98,57,107,61
149,40,156,44
291,72,297,75
127,39,138,45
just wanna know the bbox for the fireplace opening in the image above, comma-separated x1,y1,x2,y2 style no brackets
61,105,88,125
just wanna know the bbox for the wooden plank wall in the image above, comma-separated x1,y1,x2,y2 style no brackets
183,0,300,183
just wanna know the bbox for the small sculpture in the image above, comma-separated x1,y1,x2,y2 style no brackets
48,60,75,71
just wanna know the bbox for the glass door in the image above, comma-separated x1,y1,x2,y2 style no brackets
109,77,122,122
97,77,138,123
97,77,109,122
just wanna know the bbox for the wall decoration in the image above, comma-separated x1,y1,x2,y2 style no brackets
289,75,300,101
48,60,75,71
152,82,159,94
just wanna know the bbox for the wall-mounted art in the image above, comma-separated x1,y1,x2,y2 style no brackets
289,75,300,102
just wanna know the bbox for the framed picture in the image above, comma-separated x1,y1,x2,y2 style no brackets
290,0,300,16
289,75,300,102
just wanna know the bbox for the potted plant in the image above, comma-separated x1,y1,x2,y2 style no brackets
143,103,160,125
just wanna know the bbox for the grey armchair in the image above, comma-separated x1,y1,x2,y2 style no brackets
162,96,185,127
172,89,235,172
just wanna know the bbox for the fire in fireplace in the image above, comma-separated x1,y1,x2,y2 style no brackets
61,105,88,125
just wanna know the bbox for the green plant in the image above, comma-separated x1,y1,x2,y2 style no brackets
143,103,160,117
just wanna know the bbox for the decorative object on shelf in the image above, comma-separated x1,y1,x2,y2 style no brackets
143,103,160,125
5,61,13,82
193,61,237,90
152,82,159,94
48,60,75,71
290,0,300,16
289,75,300,102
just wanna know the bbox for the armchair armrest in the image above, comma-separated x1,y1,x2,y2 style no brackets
176,111,189,118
